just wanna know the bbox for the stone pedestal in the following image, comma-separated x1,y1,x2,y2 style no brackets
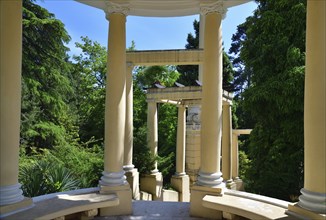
139,191,152,201
0,198,33,218
225,179,236,190
125,168,140,200
234,177,244,191
287,204,325,220
161,189,179,202
140,173,163,200
171,175,190,202
190,185,223,219
99,184,132,216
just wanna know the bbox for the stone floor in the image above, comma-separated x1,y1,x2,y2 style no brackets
94,201,205,220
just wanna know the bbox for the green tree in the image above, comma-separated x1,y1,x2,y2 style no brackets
177,19,235,92
19,148,80,197
21,0,77,151
230,0,306,201
133,65,180,184
71,36,107,146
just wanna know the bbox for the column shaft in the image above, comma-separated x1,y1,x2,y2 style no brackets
231,133,239,179
298,0,326,214
147,102,158,173
198,12,223,186
222,104,232,181
176,106,186,175
198,14,205,82
124,64,134,171
0,0,24,206
100,13,127,186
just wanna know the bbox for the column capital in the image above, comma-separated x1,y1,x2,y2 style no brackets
105,2,130,19
200,1,227,18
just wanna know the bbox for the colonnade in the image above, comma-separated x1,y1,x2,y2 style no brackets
144,94,235,202
0,0,325,218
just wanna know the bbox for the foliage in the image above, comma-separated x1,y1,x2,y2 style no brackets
21,0,77,151
19,142,104,197
71,36,107,146
177,19,235,92
136,65,180,88
238,150,251,180
51,144,104,188
176,20,199,86
229,0,306,201
133,150,158,175
133,65,179,184
19,148,80,197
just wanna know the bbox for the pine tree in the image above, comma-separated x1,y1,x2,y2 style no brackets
21,0,76,151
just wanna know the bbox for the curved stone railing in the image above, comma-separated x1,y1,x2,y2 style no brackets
202,189,294,220
2,188,119,220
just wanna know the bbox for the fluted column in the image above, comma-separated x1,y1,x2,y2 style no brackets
197,6,226,187
123,62,134,171
147,102,158,173
100,11,127,187
0,0,24,206
222,104,232,181
176,105,186,175
298,0,326,214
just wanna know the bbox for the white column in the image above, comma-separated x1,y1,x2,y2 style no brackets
123,62,134,171
176,105,186,175
147,102,158,173
222,104,232,181
298,0,326,214
0,0,24,206
197,5,226,187
100,11,127,187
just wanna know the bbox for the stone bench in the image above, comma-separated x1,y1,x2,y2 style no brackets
202,190,294,220
2,192,119,220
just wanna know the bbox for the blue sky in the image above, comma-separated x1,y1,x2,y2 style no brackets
36,0,257,56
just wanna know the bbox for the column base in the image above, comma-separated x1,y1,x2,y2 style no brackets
99,171,127,187
0,197,33,218
298,188,326,214
197,171,223,187
125,168,140,200
287,204,326,219
171,174,190,202
225,179,237,190
190,185,224,219
99,183,132,216
0,183,24,206
139,172,163,200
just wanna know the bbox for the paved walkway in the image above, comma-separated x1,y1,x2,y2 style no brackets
94,201,206,220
